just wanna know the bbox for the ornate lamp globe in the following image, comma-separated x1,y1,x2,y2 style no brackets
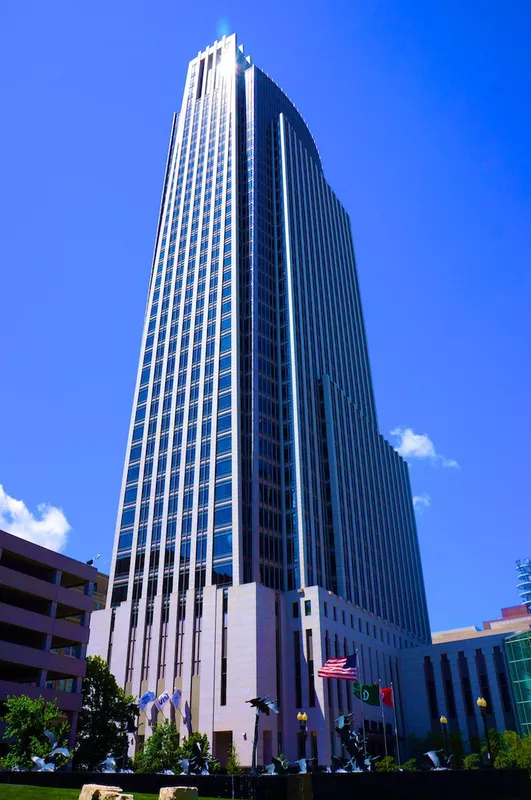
440,715,448,725
477,697,487,709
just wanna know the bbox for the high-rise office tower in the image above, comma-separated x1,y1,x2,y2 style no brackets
89,34,430,765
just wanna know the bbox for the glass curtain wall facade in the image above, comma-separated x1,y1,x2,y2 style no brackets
506,631,531,735
94,34,430,760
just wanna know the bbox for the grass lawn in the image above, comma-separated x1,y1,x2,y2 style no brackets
0,788,220,800
0,789,154,800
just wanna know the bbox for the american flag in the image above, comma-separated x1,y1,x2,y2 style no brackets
317,654,358,681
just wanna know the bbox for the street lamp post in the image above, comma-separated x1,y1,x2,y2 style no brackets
477,697,492,766
439,716,449,762
297,711,308,759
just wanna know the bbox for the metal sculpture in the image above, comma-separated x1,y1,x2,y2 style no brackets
266,756,315,775
30,730,71,771
333,713,369,771
423,749,453,770
246,696,279,775
99,757,118,773
31,757,55,772
178,740,218,775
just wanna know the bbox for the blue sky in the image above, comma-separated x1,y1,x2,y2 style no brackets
1,0,530,631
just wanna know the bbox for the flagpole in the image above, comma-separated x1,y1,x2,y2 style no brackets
391,682,401,766
141,707,152,729
379,679,388,757
356,647,367,757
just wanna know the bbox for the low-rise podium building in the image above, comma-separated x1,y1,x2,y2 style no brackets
0,529,99,744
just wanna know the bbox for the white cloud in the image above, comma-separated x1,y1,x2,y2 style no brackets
0,484,70,552
413,494,431,512
390,427,459,469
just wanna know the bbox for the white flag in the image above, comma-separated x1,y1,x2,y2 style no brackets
155,691,170,711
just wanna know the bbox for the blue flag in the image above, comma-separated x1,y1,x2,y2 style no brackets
137,690,155,711
171,689,182,709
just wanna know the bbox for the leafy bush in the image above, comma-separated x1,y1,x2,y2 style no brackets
133,722,181,773
400,758,418,771
463,753,481,770
3,695,69,771
178,731,212,762
489,729,531,771
133,728,217,774
375,755,399,772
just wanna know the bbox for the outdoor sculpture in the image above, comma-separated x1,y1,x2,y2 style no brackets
99,756,135,774
30,730,71,771
423,749,453,770
178,740,218,776
245,696,279,775
100,757,118,773
266,756,315,775
31,757,56,772
332,713,371,772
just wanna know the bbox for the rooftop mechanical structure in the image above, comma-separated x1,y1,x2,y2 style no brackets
516,559,531,612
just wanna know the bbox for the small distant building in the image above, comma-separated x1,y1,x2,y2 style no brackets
400,628,517,748
431,606,531,646
93,573,109,611
483,604,531,634
0,529,102,746
400,608,528,749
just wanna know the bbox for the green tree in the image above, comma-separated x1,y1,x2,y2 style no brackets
517,732,531,771
226,741,243,775
400,758,418,771
492,730,520,770
74,655,136,770
447,730,465,768
3,695,69,771
375,755,399,772
134,722,181,773
463,753,481,770
178,731,211,761
482,729,531,771
480,728,501,767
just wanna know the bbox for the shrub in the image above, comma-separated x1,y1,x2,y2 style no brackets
226,741,243,775
400,758,418,771
375,755,399,772
3,695,69,771
463,753,481,770
133,722,181,773
178,731,212,762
